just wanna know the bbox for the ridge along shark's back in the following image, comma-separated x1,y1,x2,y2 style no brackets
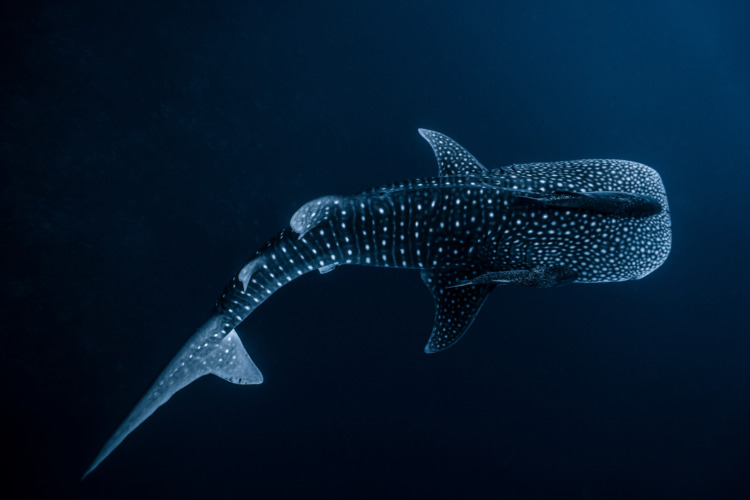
83,129,671,478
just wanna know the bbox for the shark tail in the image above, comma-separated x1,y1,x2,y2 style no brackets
82,316,262,479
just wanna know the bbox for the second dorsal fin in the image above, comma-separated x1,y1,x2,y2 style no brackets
290,195,345,237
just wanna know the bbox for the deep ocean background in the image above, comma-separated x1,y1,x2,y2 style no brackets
2,1,750,498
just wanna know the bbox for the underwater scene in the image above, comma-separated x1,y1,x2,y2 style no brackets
2,1,749,498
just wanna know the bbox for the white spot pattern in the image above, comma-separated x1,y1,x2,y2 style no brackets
217,130,670,353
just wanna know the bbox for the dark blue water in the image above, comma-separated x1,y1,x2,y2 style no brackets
2,1,749,498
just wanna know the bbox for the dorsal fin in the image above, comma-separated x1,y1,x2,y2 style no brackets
420,268,495,353
418,129,488,176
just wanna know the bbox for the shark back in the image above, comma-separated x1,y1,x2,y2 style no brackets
418,130,671,284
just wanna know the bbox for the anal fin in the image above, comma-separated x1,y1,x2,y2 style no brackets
421,268,495,353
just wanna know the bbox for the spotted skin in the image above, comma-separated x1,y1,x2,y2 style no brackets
84,129,672,477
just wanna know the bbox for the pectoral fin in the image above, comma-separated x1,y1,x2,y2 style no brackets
420,268,494,353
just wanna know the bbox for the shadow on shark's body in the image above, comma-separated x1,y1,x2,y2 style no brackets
83,129,672,478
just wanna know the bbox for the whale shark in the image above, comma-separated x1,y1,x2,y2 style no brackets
83,129,671,477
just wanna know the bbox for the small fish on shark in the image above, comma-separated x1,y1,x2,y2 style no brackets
83,129,672,477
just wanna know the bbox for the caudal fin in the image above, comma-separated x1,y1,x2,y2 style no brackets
82,316,262,479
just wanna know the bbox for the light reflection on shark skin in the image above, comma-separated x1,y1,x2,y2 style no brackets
83,129,671,477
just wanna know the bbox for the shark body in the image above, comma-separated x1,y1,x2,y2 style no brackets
84,129,671,477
